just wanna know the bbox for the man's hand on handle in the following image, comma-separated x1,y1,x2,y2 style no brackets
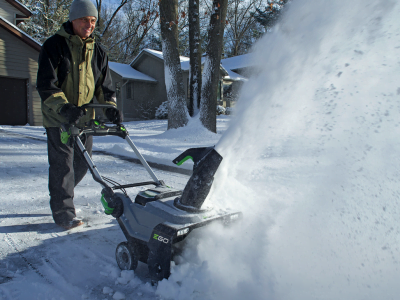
105,107,123,124
59,103,85,124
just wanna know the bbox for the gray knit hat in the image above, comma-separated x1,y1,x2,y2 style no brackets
69,0,98,21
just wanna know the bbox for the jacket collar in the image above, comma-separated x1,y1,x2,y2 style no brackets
57,21,95,47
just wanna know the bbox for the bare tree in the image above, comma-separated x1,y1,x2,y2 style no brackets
200,0,228,133
159,0,189,129
99,0,132,38
224,0,265,57
188,0,202,116
18,0,73,43
101,0,159,63
252,0,289,30
95,0,132,41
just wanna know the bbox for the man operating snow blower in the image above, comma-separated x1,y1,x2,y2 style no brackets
36,0,122,230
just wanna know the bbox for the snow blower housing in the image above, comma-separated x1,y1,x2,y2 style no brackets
60,104,242,281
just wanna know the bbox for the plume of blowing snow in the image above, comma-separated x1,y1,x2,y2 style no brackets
157,0,400,299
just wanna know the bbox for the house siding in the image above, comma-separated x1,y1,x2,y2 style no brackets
0,26,42,125
0,1,20,24
134,54,193,113
109,70,156,121
129,81,157,120
132,55,167,117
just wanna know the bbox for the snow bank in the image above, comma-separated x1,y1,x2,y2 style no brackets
157,0,400,299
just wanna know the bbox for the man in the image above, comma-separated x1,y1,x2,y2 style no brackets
36,0,122,230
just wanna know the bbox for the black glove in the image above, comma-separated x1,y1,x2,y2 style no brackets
59,103,85,124
105,107,123,124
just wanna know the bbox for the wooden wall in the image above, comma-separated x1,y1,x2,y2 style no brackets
0,0,20,24
0,26,42,125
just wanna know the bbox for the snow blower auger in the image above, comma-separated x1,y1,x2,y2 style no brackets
60,104,242,282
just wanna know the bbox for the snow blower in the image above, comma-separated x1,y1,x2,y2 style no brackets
60,104,242,281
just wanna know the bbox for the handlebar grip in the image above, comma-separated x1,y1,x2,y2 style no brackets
81,104,116,109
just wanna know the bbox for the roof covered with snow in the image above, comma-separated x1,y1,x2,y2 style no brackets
129,49,247,81
130,49,190,69
5,0,32,17
224,68,247,82
221,53,254,72
109,62,157,82
180,56,205,71
0,16,41,51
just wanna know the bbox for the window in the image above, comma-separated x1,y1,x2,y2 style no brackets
115,82,121,98
126,82,134,99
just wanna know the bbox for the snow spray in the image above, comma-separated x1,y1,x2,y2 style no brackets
157,0,400,299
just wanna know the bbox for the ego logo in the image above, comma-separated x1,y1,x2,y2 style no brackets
153,234,169,244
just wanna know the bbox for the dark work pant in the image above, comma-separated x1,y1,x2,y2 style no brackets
46,127,93,224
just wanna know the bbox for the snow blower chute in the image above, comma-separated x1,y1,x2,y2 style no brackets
60,104,242,281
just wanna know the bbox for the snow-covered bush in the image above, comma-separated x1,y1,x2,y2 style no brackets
155,101,168,119
216,105,226,115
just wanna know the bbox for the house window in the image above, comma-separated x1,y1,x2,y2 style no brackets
115,82,121,98
126,82,133,99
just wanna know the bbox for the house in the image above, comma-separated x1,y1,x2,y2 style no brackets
0,0,42,125
221,53,254,77
220,53,254,107
109,48,247,121
109,49,194,121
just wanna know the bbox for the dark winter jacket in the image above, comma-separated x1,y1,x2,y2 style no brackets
36,21,116,128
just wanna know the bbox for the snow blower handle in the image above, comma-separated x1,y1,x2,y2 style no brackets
80,103,117,110
172,147,215,168
60,103,114,144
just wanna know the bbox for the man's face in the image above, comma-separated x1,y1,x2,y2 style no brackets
71,16,97,40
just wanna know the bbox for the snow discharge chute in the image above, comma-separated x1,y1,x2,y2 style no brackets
172,147,223,211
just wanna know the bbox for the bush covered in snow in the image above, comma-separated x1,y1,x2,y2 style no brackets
216,105,226,115
155,101,168,119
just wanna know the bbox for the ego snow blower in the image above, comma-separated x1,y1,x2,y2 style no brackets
60,104,242,281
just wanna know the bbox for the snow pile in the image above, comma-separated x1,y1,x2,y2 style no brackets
157,0,400,299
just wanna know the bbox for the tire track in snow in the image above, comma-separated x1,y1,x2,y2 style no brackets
3,231,89,298
3,233,53,285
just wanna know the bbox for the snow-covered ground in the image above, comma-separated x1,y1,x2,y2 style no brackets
0,121,202,300
0,115,231,172
0,114,233,300
2,0,400,299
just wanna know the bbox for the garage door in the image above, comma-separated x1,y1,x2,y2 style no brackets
0,76,27,125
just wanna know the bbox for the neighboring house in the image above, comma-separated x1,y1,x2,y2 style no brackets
108,58,158,121
109,48,247,121
0,0,42,125
221,53,254,77
221,54,254,107
109,49,193,121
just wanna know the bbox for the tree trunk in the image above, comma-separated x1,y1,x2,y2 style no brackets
188,0,202,116
200,0,228,133
159,0,189,129
96,0,102,30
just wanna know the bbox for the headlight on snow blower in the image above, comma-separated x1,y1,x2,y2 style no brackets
177,228,189,236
